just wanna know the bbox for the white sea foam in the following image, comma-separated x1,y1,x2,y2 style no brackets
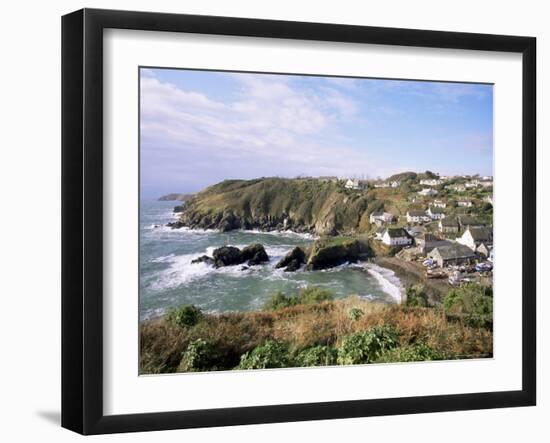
149,252,217,289
364,263,405,303
241,229,318,240
149,244,295,290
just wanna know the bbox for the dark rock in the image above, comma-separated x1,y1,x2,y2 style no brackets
218,212,241,232
241,244,269,265
166,221,184,229
212,246,244,268
306,239,361,270
284,259,302,272
275,247,306,269
191,255,214,265
240,266,249,271
173,205,185,213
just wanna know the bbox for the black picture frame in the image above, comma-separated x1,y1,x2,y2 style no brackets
62,8,536,435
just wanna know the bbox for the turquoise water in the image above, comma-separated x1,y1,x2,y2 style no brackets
139,199,402,321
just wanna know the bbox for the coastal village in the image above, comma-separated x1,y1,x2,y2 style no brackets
344,171,493,288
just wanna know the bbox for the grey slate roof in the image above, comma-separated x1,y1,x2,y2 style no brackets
408,210,427,217
429,243,476,260
440,217,458,226
459,216,484,227
468,227,493,242
385,227,411,238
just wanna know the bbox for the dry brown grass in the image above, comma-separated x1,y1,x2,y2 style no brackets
140,297,492,374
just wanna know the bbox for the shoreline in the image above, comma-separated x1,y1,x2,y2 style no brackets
374,256,450,304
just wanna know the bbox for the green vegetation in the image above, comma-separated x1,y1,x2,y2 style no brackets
405,285,430,307
166,304,203,327
178,339,217,372
238,340,290,369
177,177,382,235
376,344,444,363
263,286,334,311
336,325,400,365
348,307,364,321
443,283,493,329
294,345,337,367
141,295,493,374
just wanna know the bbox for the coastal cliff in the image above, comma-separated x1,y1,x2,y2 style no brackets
170,177,375,235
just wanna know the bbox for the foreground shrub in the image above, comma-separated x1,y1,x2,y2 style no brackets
263,286,334,311
167,304,203,327
294,345,337,367
178,339,215,372
405,285,429,307
337,325,400,365
376,344,445,363
444,283,493,329
263,291,298,311
348,307,364,321
297,286,334,304
238,341,290,369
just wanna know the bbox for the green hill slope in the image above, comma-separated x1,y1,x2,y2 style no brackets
173,177,377,235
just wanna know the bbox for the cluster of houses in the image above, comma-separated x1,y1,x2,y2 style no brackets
344,178,402,190
446,178,493,192
371,194,493,269
375,223,493,268
374,180,400,188
344,178,369,190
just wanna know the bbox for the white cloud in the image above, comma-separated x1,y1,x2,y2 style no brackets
140,72,381,183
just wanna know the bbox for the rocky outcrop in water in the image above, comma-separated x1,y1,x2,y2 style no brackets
190,255,214,265
190,244,270,268
241,243,269,265
275,247,307,272
306,239,362,271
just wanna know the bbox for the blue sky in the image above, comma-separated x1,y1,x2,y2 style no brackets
140,68,493,198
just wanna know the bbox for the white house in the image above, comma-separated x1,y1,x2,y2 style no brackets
345,179,360,189
457,200,473,207
407,210,431,224
427,206,445,220
457,226,493,251
374,180,399,188
432,199,447,208
382,228,413,246
369,211,395,225
418,188,438,196
419,179,442,186
447,184,466,192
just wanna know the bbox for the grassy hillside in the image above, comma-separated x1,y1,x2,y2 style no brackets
176,177,379,235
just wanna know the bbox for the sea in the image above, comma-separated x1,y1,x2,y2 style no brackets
139,199,405,322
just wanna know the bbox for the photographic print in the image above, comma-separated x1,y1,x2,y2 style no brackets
139,68,494,374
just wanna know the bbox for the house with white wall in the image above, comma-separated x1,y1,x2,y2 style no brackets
457,226,493,251
418,188,438,196
407,210,431,224
427,206,445,220
419,178,442,186
382,228,413,246
370,211,396,225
